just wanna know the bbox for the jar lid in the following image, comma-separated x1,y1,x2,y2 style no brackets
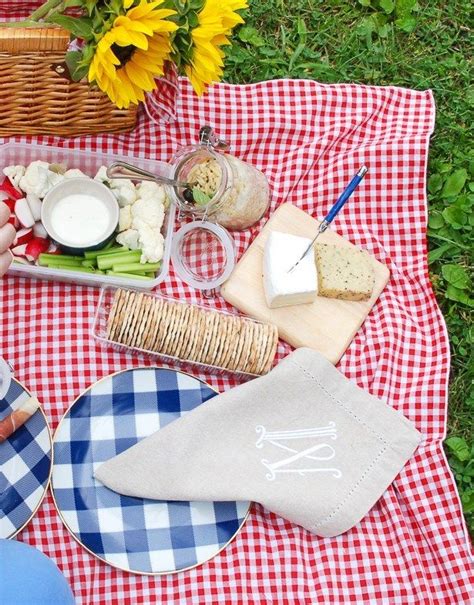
171,221,235,292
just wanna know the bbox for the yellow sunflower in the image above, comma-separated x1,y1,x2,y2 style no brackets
89,0,178,109
185,0,248,96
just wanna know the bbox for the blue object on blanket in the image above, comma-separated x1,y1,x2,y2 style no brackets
0,539,75,604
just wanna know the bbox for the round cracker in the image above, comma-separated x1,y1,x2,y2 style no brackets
203,310,221,366
187,307,206,362
116,291,136,344
227,316,246,371
106,289,121,339
154,299,173,352
133,296,154,350
162,302,186,358
143,296,163,351
220,315,240,370
253,323,271,375
159,302,181,355
261,324,279,374
198,310,218,365
248,322,265,375
121,291,143,347
233,319,252,373
210,313,231,369
243,319,255,374
109,289,128,341
172,303,192,359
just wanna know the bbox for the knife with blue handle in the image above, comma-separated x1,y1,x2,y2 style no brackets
288,165,368,273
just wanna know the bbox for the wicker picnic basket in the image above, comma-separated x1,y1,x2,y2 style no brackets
0,26,138,137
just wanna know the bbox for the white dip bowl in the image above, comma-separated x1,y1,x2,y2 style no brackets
41,178,119,254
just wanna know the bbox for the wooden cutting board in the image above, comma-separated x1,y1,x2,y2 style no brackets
221,203,390,364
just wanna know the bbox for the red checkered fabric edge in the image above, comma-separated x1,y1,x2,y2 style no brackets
0,4,472,604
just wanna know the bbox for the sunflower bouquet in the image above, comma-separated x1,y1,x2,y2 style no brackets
4,0,247,109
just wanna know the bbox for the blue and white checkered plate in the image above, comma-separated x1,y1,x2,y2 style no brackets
52,368,250,574
0,379,52,539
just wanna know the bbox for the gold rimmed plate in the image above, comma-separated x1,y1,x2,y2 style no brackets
51,367,250,575
0,378,52,539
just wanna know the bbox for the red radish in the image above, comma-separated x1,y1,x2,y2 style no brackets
1,198,16,213
11,255,30,265
12,237,49,261
7,214,19,229
26,193,42,221
11,244,27,257
0,177,23,201
33,222,48,239
14,198,35,228
13,227,34,246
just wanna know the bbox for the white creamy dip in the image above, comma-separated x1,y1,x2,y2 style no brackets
50,193,111,246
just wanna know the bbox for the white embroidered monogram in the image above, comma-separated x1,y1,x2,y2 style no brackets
255,423,342,481
95,348,422,536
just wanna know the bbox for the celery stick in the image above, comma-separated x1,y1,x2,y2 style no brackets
39,257,83,267
102,238,115,250
112,262,161,273
106,271,153,281
81,260,96,268
97,251,141,270
46,264,104,274
39,253,83,262
84,246,128,260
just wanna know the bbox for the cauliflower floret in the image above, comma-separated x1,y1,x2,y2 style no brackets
133,218,164,263
94,165,137,207
136,181,166,203
116,229,140,250
19,161,64,198
131,196,164,229
111,181,137,207
3,165,25,188
94,165,109,183
64,168,88,179
119,205,132,231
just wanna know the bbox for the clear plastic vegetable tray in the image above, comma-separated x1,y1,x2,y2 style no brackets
2,142,175,290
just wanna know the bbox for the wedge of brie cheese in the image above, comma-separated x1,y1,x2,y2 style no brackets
263,231,317,308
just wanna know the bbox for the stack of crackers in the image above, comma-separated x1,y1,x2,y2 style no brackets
106,289,279,375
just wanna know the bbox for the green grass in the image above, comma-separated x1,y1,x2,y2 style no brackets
224,0,473,533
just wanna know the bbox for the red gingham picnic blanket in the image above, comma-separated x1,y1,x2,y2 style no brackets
1,9,473,602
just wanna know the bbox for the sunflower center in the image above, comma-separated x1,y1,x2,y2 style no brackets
112,44,136,67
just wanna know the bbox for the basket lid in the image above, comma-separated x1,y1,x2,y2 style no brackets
0,26,70,53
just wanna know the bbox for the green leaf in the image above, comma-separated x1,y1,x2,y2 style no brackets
47,14,95,41
238,26,265,47
445,437,470,461
442,264,470,289
461,490,474,514
358,0,373,6
446,285,474,307
356,16,376,39
441,168,468,198
428,173,443,194
395,15,417,33
65,50,89,82
428,243,452,264
428,211,445,229
442,205,467,228
377,23,390,38
379,0,395,14
192,188,212,206
395,0,417,16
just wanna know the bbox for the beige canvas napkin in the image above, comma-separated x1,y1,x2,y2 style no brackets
95,348,421,536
